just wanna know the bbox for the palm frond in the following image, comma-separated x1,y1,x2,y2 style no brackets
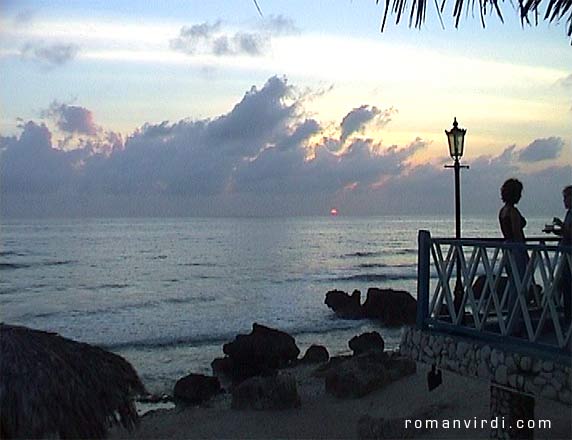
376,0,572,42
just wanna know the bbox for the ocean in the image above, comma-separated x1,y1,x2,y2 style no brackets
0,215,549,394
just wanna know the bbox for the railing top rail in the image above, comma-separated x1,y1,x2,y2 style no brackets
430,237,567,250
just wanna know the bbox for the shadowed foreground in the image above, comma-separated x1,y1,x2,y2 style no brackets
113,365,571,439
0,324,146,439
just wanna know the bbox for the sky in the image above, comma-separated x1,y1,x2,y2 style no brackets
0,0,571,218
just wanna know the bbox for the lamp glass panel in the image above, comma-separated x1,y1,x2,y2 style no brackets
447,132,456,158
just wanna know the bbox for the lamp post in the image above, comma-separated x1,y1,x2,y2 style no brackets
444,118,469,311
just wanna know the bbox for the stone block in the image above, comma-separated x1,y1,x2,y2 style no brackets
495,365,508,385
542,361,554,372
519,356,532,372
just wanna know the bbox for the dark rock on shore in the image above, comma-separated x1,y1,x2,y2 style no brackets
213,323,300,384
323,350,416,399
231,372,301,410
173,373,221,405
301,344,329,364
349,332,385,355
325,287,417,325
325,289,363,319
362,288,417,325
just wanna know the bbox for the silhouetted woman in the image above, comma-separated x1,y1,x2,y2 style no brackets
499,178,528,334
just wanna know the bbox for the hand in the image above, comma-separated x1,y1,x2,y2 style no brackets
553,217,563,227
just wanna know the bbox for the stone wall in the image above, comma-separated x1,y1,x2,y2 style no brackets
399,327,572,406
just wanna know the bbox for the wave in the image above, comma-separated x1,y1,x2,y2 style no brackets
85,283,131,290
0,263,31,270
0,260,75,270
342,251,382,258
357,262,416,269
101,318,373,351
0,251,27,257
15,294,217,321
326,273,418,283
179,262,218,267
341,248,416,259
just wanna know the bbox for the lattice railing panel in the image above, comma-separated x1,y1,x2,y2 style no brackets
420,234,571,352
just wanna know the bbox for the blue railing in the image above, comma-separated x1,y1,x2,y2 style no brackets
416,230,572,359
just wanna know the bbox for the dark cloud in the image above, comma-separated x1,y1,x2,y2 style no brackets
1,76,569,217
20,42,79,66
170,21,268,57
518,137,564,162
0,122,73,193
340,105,395,144
43,102,99,136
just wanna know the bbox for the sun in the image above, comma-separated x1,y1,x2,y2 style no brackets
330,208,339,216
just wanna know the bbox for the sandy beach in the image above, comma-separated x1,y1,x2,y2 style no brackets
111,363,571,439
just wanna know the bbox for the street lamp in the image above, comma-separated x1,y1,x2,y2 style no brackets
444,118,469,312
445,118,468,241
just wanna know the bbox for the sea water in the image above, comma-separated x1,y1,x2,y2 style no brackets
0,216,548,394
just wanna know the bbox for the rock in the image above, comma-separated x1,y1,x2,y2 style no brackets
477,362,491,379
220,323,300,383
349,332,385,355
301,345,329,364
456,341,470,358
519,356,532,372
362,288,417,325
542,361,554,372
173,373,221,405
231,373,301,410
325,289,363,319
325,355,388,398
495,365,508,385
323,351,414,399
480,345,491,362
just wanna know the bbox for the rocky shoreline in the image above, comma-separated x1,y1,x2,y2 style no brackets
121,287,571,439
137,288,419,410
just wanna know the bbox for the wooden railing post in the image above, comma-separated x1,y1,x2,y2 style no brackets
417,230,431,329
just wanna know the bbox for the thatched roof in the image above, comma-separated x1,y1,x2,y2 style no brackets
0,323,146,439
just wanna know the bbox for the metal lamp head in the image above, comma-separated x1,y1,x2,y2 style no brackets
445,117,466,160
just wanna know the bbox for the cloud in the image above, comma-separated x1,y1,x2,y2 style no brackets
556,73,572,88
43,102,100,136
1,76,569,217
518,137,564,162
0,122,74,193
340,105,396,144
170,21,269,57
20,42,80,66
257,15,299,35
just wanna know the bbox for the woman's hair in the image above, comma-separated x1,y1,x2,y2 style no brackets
501,178,523,204
563,185,572,197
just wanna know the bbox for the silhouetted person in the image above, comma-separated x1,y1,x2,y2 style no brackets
551,185,572,323
499,178,528,334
